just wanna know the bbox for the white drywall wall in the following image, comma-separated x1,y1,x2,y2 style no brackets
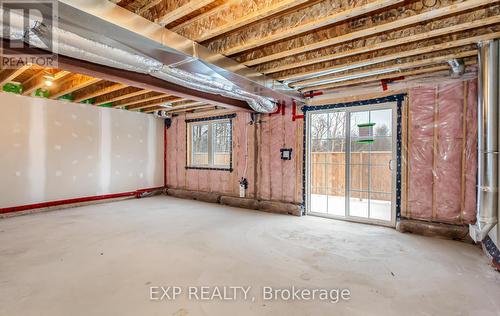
0,93,164,208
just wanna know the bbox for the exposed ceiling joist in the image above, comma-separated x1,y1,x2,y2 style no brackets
157,0,215,26
144,100,206,113
167,104,215,114
221,0,405,55
73,82,127,103
128,97,176,111
0,64,32,86
171,0,238,32
22,70,71,96
315,60,478,91
179,0,309,42
114,93,171,108
299,50,478,91
243,0,495,66
96,88,150,106
120,94,183,110
135,0,162,15
260,15,500,74
283,32,500,82
49,75,101,99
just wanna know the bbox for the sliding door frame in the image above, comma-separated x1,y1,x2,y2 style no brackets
303,94,405,227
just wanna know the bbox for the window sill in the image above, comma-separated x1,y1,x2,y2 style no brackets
185,166,233,172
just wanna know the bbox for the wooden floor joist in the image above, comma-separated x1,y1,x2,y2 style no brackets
283,32,500,82
178,0,309,42
171,0,239,32
259,15,500,74
298,50,478,91
114,93,171,108
220,0,405,55
135,0,162,15
22,70,71,96
49,75,101,99
166,104,215,114
307,59,477,92
73,83,127,103
128,97,177,111
97,88,151,106
157,0,215,25
144,100,206,113
242,0,496,66
0,64,32,86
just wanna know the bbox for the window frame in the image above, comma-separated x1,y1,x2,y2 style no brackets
185,114,235,172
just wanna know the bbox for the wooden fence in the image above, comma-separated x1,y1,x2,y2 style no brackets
311,152,392,201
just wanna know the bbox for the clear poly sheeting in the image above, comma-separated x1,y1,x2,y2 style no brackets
406,79,477,224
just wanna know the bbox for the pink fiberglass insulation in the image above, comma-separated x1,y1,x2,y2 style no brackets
166,109,301,203
270,114,284,201
463,80,478,223
259,115,272,200
408,87,435,220
434,83,464,222
407,80,477,224
283,111,297,202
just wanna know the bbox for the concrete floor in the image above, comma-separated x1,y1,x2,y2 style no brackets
0,196,498,316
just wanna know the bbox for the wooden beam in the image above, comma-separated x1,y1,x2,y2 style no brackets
283,32,498,82
299,51,477,91
157,0,215,26
95,88,150,106
221,0,404,55
73,82,127,103
258,15,500,73
49,75,101,99
243,0,496,66
21,69,70,95
0,64,32,86
177,0,308,42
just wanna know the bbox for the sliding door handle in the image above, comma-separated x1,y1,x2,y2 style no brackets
389,159,395,171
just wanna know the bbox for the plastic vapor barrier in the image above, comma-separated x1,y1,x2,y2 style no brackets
405,79,477,224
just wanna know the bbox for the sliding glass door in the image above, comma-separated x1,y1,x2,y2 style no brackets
306,103,396,226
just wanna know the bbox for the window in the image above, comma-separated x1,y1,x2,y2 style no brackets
187,117,233,171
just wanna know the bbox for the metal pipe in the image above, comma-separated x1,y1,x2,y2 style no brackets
470,39,499,242
447,58,465,78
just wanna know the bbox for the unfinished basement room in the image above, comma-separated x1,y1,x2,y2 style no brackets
1,0,500,315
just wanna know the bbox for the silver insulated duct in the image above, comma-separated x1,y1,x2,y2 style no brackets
1,1,303,112
470,40,499,242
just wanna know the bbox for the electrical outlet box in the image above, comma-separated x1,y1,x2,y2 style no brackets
280,148,292,160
